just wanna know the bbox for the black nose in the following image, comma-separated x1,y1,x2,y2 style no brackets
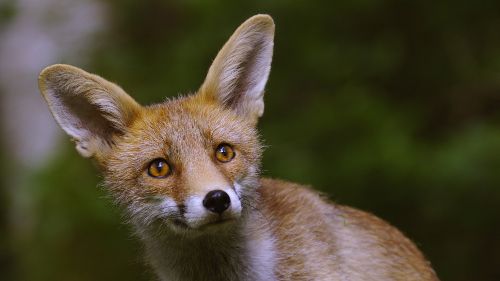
203,190,231,214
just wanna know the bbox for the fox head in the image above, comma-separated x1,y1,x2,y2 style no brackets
38,15,274,234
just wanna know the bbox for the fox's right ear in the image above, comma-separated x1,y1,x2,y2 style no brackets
38,64,141,158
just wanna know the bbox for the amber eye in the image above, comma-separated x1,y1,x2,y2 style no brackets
215,143,235,162
148,158,171,178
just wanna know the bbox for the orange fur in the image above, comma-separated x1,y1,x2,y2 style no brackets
259,178,438,280
38,14,439,281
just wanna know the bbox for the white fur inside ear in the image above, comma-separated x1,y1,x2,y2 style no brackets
218,29,273,107
75,141,92,157
43,86,83,138
39,64,140,158
43,86,95,157
201,15,274,121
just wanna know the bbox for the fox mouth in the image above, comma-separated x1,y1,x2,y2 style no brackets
171,217,235,231
202,218,235,227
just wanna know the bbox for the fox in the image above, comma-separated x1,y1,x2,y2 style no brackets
38,14,439,281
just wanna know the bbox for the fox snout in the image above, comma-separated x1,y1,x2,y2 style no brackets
203,190,231,214
180,185,242,231
135,184,243,233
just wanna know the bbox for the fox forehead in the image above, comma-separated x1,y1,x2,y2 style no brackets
112,95,261,167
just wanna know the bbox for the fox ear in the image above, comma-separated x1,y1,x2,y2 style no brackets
38,64,141,158
199,14,275,124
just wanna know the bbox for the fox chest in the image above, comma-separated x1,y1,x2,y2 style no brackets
142,229,277,281
147,243,275,281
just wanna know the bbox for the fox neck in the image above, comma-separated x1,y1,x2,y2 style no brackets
136,210,276,281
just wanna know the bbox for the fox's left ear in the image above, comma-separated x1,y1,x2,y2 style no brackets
199,14,275,124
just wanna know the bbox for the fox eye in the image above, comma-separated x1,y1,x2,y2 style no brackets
148,158,171,178
215,143,235,163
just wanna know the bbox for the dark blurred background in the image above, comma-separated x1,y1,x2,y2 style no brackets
1,0,500,280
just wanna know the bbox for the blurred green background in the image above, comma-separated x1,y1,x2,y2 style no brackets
1,0,500,280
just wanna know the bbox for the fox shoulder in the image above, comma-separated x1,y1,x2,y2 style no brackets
257,178,439,281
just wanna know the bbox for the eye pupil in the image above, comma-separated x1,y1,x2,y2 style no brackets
148,159,170,178
215,143,235,162
156,161,163,171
